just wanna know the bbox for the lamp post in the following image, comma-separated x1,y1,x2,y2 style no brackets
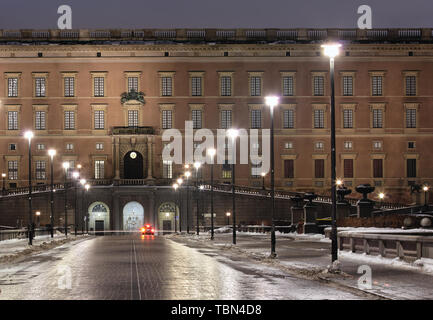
227,128,238,245
261,172,266,190
84,183,90,233
193,161,201,235
35,211,41,228
423,185,429,209
173,183,179,233
62,162,70,237
265,96,279,258
177,178,183,232
208,148,216,240
48,149,56,238
24,131,34,245
72,170,79,236
185,170,191,233
226,212,231,226
378,192,385,209
2,173,6,195
80,178,87,234
322,43,342,263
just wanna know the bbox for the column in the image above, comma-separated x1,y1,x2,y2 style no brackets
114,137,120,179
146,136,155,182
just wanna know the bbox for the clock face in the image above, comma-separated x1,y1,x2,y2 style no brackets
130,152,137,159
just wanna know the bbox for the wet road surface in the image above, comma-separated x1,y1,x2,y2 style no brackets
0,234,365,300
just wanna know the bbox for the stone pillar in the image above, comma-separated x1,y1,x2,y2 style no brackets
114,137,120,179
290,195,304,230
303,193,318,234
337,186,352,220
146,136,155,183
113,192,120,232
355,184,375,218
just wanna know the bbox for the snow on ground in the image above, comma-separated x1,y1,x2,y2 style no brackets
330,227,433,234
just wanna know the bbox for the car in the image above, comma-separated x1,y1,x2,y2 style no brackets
141,224,155,235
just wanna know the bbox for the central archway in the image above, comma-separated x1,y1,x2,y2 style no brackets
123,201,144,231
88,202,110,234
124,150,144,179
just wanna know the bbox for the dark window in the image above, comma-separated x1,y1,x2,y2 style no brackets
284,159,294,179
343,159,353,178
314,159,324,179
373,159,383,178
407,159,417,178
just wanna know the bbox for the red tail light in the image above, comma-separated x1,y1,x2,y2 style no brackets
151,229,155,233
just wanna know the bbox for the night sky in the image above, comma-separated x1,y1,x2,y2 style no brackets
0,0,431,29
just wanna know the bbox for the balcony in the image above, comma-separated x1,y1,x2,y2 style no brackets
111,126,154,135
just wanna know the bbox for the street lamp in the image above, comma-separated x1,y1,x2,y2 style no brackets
322,43,342,264
208,148,216,240
80,178,87,234
265,95,279,258
193,162,201,235
185,170,191,233
261,172,266,190
173,183,179,233
72,170,79,236
62,161,70,237
227,128,238,245
48,149,56,238
35,211,41,228
2,173,6,195
84,183,90,233
177,178,183,232
24,130,34,245
226,212,231,226
423,185,429,209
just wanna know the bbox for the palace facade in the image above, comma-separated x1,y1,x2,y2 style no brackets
0,28,432,230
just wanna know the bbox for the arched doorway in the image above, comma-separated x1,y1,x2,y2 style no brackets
124,151,144,179
88,202,110,234
123,201,144,231
158,202,178,234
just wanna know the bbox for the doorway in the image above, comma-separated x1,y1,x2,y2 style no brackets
124,151,144,179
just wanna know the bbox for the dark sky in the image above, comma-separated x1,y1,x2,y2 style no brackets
0,0,431,29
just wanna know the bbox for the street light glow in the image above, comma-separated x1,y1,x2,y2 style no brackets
261,172,266,177
321,43,342,59
24,130,34,141
48,149,56,158
185,171,191,178
1,173,6,178
423,185,429,192
227,128,239,139
72,171,79,179
80,179,86,185
173,183,179,190
226,212,231,217
207,148,216,158
184,164,190,169
85,184,90,191
177,178,183,185
265,96,279,108
336,179,343,186
62,162,70,170
379,192,385,199
193,161,201,170
199,185,204,190
35,211,41,216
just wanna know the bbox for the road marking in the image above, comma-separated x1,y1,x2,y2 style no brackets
132,239,142,300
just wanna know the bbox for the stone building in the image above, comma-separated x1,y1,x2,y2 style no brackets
0,28,431,231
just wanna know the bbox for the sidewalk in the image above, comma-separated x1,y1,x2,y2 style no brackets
0,232,88,263
167,230,433,300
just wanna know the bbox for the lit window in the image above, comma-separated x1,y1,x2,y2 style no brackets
35,160,46,180
372,109,383,128
35,77,46,97
372,76,383,96
94,77,105,97
64,111,75,130
282,76,294,96
35,111,46,130
315,142,324,150
314,109,325,128
163,160,173,179
220,110,232,129
344,141,353,150
37,143,45,150
343,109,353,128
220,76,232,96
7,111,18,130
66,143,74,151
192,110,202,129
405,76,416,96
283,109,294,129
64,77,75,97
161,77,172,96
8,78,18,97
313,76,324,96
128,110,139,126
343,76,353,96
96,143,104,150
162,110,172,129
406,109,417,128
94,160,105,179
250,76,261,96
373,141,382,150
191,77,202,96
251,109,261,129
128,77,139,92
284,142,293,149
8,161,18,180
94,110,105,129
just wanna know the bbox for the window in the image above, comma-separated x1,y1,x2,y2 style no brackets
35,160,46,180
408,141,416,149
373,141,382,150
37,143,45,150
8,144,16,151
251,109,261,129
96,143,104,150
64,111,75,130
191,77,202,96
66,143,74,151
162,160,173,179
283,109,295,129
314,159,325,179
221,110,232,129
161,77,173,96
8,111,18,130
250,76,261,96
405,76,416,96
94,77,105,97
94,160,105,179
314,109,325,128
315,142,324,150
313,76,324,96
94,110,105,129
343,109,353,128
35,111,46,130
284,142,293,149
284,159,294,178
373,159,383,178
128,77,139,92
251,162,261,178
372,76,383,96
35,77,46,97
222,161,232,179
372,109,383,128
192,110,202,129
8,161,18,180
162,110,172,129
343,159,353,178
343,76,353,96
128,110,139,126
344,141,353,150
406,109,417,128
64,77,75,97
8,78,18,97
220,76,232,96
282,76,294,96
407,159,417,178
66,160,75,179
